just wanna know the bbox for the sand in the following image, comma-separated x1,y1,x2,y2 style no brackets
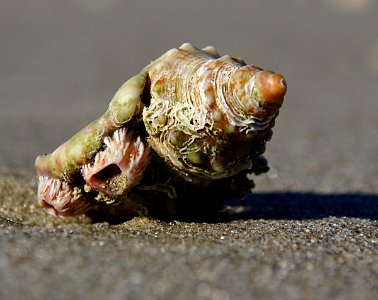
1,1,378,299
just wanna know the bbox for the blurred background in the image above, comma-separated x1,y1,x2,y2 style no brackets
1,0,377,193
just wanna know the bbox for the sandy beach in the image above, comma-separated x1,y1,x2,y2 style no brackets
1,1,378,299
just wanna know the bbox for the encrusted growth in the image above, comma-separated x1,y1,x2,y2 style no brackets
81,127,150,198
37,176,90,217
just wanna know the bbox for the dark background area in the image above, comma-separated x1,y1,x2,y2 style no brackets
1,1,377,299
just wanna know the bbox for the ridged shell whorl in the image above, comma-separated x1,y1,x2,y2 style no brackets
143,43,287,181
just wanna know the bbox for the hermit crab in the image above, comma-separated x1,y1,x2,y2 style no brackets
35,43,287,219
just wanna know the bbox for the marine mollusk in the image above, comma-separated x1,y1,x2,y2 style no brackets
35,43,287,218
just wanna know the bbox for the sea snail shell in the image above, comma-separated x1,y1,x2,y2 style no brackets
35,43,286,217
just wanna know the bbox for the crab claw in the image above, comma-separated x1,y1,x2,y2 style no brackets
81,127,150,198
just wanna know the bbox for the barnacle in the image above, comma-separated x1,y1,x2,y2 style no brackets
81,128,150,200
35,43,287,219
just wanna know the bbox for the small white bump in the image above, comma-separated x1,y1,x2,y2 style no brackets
179,42,194,51
165,48,178,56
218,55,232,62
212,110,222,121
202,46,220,57
204,94,214,106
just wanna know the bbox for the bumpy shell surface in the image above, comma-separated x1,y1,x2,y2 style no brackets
144,43,286,183
35,43,286,218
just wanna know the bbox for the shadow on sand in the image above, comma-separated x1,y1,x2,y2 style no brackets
218,192,378,222
88,192,378,224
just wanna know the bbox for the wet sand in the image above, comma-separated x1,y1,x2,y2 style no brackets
1,1,378,299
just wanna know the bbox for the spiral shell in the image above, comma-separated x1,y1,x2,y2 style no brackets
34,43,286,218
143,43,286,181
